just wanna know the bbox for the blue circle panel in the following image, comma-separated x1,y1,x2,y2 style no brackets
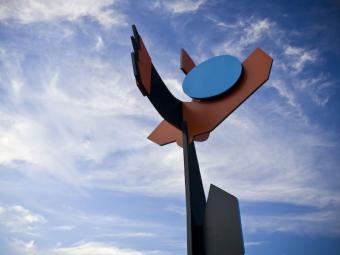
182,55,242,99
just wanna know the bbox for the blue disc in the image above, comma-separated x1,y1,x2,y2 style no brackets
182,55,242,99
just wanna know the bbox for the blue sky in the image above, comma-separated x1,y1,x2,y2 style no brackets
0,0,339,254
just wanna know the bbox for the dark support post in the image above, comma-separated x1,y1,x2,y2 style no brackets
182,122,206,255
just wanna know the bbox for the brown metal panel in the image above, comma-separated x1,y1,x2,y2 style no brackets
148,48,272,146
138,37,151,95
148,120,211,146
131,36,152,96
148,120,183,146
183,48,273,142
193,132,210,142
181,49,196,74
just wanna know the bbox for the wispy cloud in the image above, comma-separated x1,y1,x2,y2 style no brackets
244,209,340,236
11,239,37,255
0,0,126,28
283,45,317,73
244,241,267,247
95,36,105,51
297,73,335,106
160,0,207,14
268,79,309,124
0,204,46,233
53,225,76,231
11,240,163,255
212,17,273,57
197,108,340,208
49,242,147,255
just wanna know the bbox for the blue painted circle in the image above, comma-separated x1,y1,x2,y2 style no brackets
182,55,242,99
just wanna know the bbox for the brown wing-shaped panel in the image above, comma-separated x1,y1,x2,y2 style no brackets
148,120,183,146
148,120,210,147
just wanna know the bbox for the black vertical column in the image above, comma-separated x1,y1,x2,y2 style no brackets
182,122,206,255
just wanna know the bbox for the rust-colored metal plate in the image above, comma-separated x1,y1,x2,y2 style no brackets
148,120,183,146
194,132,210,142
148,48,272,146
133,37,152,95
183,48,273,142
148,121,210,147
181,48,196,75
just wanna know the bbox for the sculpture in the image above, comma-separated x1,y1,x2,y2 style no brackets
130,25,272,255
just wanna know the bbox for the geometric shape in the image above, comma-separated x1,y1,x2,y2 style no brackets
183,55,242,99
148,120,183,146
145,49,273,146
181,48,196,75
131,25,273,146
147,120,210,147
183,48,273,143
204,184,244,255
193,132,210,142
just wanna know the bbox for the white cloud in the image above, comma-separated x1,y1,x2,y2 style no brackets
82,144,184,196
242,18,271,45
269,79,297,108
11,239,37,255
212,18,272,58
284,45,317,72
0,0,126,28
49,242,145,255
95,36,105,51
244,241,266,247
10,240,162,255
54,225,76,231
0,42,156,184
0,205,46,233
156,0,206,14
0,33,185,194
195,107,340,210
268,79,309,124
297,74,334,106
210,15,330,123
244,209,340,236
105,232,155,238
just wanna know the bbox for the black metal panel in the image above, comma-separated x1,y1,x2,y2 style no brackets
182,123,206,255
130,25,183,130
148,65,183,130
204,184,244,255
131,52,139,78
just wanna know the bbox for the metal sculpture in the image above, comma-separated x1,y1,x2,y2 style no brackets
130,25,272,255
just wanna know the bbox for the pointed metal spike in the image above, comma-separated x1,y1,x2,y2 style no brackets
131,24,140,47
